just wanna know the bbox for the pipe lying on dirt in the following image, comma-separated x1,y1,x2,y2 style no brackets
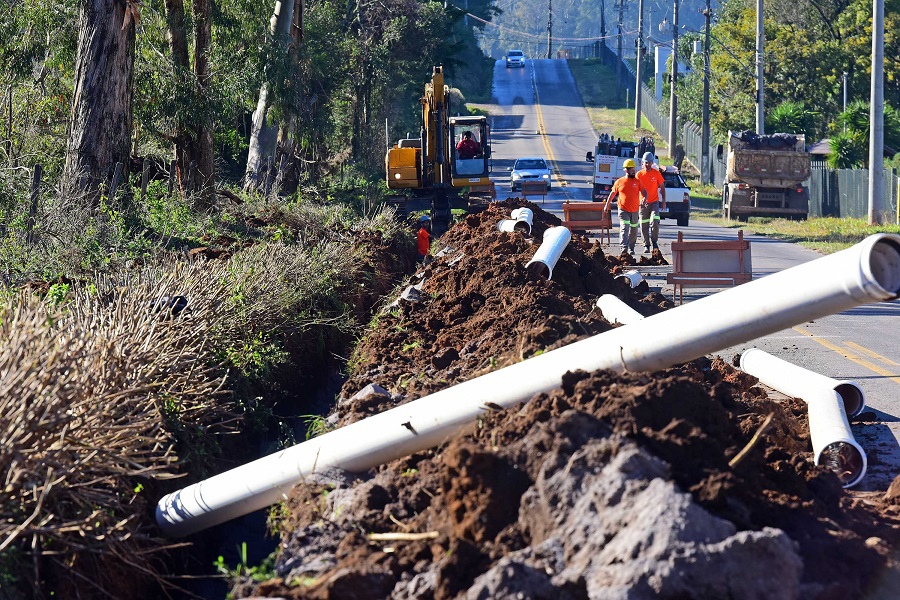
615,269,644,288
595,294,645,326
156,234,900,536
805,388,867,487
740,348,866,418
497,219,530,234
525,226,571,279
511,207,534,233
739,348,868,487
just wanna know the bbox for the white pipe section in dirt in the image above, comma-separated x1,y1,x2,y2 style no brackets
157,234,900,536
497,219,529,234
806,388,867,487
739,348,866,418
595,294,645,325
511,208,534,234
615,269,644,288
525,226,571,279
739,348,868,487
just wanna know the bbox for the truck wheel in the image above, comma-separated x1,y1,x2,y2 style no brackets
676,215,689,227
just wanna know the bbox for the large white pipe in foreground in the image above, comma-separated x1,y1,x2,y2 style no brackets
157,234,900,536
740,348,866,418
525,226,571,279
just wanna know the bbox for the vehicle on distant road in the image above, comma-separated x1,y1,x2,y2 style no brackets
508,157,551,191
659,167,691,227
505,50,526,68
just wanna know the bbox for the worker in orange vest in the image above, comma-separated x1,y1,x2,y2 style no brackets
602,158,648,255
417,215,432,264
636,152,667,253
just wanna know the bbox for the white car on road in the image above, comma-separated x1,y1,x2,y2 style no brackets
509,157,551,191
505,50,526,68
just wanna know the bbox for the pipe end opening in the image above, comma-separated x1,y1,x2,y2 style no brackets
870,238,900,297
817,441,866,488
834,383,865,418
514,222,530,234
527,261,551,279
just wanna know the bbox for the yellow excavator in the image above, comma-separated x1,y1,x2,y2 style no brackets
386,66,492,234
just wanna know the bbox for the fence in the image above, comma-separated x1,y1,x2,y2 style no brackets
594,45,900,224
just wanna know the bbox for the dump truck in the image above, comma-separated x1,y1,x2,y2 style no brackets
385,66,492,235
721,131,811,221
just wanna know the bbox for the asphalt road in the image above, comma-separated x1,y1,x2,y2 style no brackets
479,57,900,492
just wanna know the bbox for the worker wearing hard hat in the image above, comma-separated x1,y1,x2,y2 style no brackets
602,158,648,255
636,152,666,253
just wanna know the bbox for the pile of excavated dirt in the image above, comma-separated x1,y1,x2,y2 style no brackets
238,200,900,600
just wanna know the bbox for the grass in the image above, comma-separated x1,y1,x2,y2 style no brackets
566,58,900,254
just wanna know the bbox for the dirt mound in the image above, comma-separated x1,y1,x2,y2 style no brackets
240,201,900,599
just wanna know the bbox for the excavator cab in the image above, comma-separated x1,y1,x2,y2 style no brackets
449,117,491,186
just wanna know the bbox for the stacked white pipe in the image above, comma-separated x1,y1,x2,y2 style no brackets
525,226,571,279
497,207,534,235
157,234,900,536
739,348,868,487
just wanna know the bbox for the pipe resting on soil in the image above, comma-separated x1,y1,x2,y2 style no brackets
739,348,868,487
595,294,645,325
157,234,900,536
525,226,571,279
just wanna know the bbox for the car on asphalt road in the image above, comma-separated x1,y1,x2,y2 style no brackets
509,157,551,192
659,167,691,227
505,50,526,68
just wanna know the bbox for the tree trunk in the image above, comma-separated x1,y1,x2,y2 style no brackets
244,0,295,192
64,0,136,203
192,0,214,207
164,0,214,207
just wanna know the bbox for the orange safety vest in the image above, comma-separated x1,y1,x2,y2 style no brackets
636,167,665,202
417,227,431,256
610,176,645,212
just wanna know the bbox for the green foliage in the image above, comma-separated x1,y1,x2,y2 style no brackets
828,100,900,167
214,543,277,584
767,102,819,138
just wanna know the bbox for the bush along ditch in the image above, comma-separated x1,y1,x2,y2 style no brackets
0,193,419,598
228,200,900,600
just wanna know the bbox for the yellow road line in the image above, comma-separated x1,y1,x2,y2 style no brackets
531,71,566,188
843,341,899,366
792,327,900,384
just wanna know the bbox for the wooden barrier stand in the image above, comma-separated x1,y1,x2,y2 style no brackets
666,230,752,304
561,200,612,244
467,182,496,202
520,181,548,203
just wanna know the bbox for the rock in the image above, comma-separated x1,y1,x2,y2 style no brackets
432,347,460,369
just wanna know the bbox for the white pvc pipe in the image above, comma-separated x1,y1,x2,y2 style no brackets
510,207,534,234
156,234,900,536
739,349,867,487
806,388,867,487
497,219,530,234
615,269,644,288
525,226,571,279
596,294,645,325
739,348,866,417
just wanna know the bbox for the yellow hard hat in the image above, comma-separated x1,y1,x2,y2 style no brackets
623,158,636,168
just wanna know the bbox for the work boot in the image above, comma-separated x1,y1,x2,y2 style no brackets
652,242,659,251
643,244,651,253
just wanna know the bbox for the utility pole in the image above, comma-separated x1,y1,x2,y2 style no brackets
667,0,678,158
755,0,764,134
868,0,885,224
842,71,849,132
548,0,553,59
701,0,711,183
616,0,624,97
634,0,644,128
